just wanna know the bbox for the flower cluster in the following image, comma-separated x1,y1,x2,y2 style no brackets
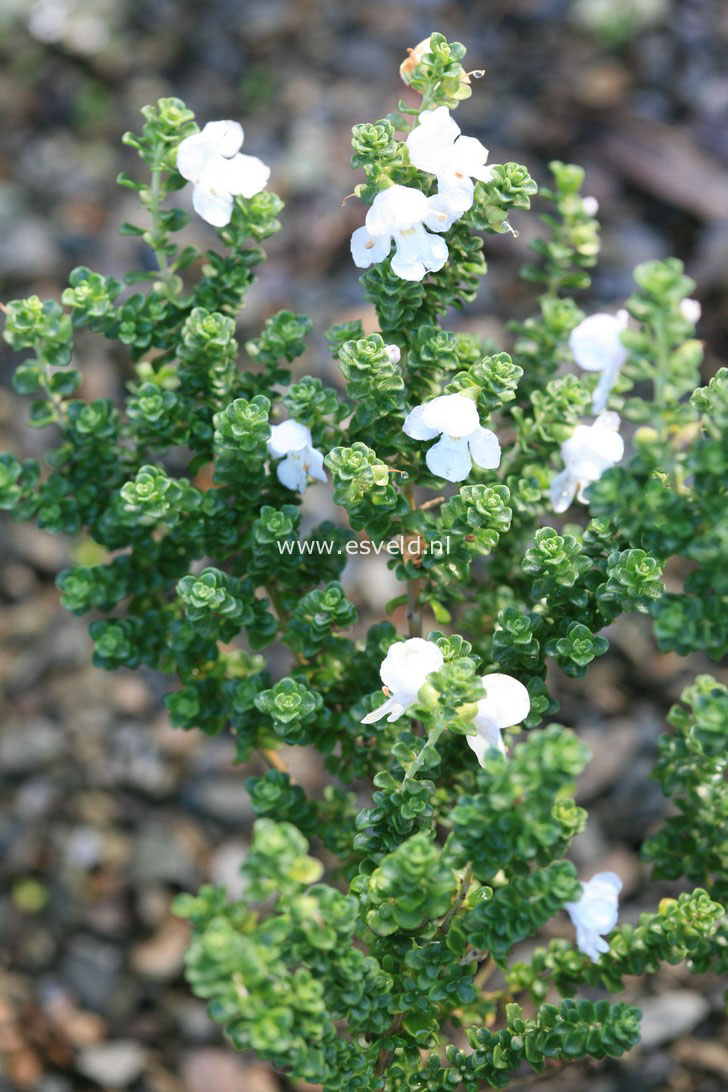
351,104,493,282
177,119,270,226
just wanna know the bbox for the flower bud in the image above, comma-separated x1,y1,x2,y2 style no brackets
399,38,430,84
417,681,441,711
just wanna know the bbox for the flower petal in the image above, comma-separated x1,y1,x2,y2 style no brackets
464,725,504,768
366,184,431,235
453,135,491,182
466,719,506,768
562,418,624,482
379,637,444,696
591,359,620,414
426,435,472,482
436,175,476,217
422,393,479,438
268,419,312,457
550,467,578,513
200,119,244,157
361,695,403,725
351,225,391,268
406,106,460,174
218,153,270,198
391,225,448,281
568,311,628,373
192,183,234,226
177,131,214,182
403,403,440,441
467,426,501,470
276,453,307,492
476,673,530,730
423,192,461,232
303,445,327,483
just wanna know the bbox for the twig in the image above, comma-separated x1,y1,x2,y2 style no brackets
434,865,473,939
373,1012,404,1077
259,748,295,781
265,584,307,665
474,955,497,988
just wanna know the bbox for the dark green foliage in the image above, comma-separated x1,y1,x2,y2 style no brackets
643,676,728,903
451,726,589,882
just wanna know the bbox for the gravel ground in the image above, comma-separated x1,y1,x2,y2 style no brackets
1,1,727,1089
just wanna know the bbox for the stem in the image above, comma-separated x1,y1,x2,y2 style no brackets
259,748,294,780
474,955,496,988
405,720,444,781
265,584,307,666
653,315,672,444
374,1013,404,1078
405,482,422,638
38,356,69,428
145,149,177,297
434,864,473,939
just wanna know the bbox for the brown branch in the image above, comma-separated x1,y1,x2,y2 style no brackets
259,748,294,780
418,495,444,511
373,1012,404,1077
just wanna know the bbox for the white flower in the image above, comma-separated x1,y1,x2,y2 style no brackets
385,344,401,365
550,412,624,514
350,184,452,282
582,195,599,217
565,872,622,961
569,309,629,414
268,420,326,493
680,297,701,324
466,674,531,766
406,106,491,219
403,393,501,483
361,638,444,725
177,120,270,227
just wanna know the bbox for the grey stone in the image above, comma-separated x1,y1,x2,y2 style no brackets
638,990,711,1048
0,717,64,773
76,1041,147,1088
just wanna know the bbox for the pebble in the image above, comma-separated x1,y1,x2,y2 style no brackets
638,991,711,1048
186,777,255,826
0,717,64,773
76,1040,148,1088
575,723,639,804
673,1038,728,1079
130,916,190,981
180,1049,281,1092
208,839,249,899
60,936,124,1014
132,819,204,888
